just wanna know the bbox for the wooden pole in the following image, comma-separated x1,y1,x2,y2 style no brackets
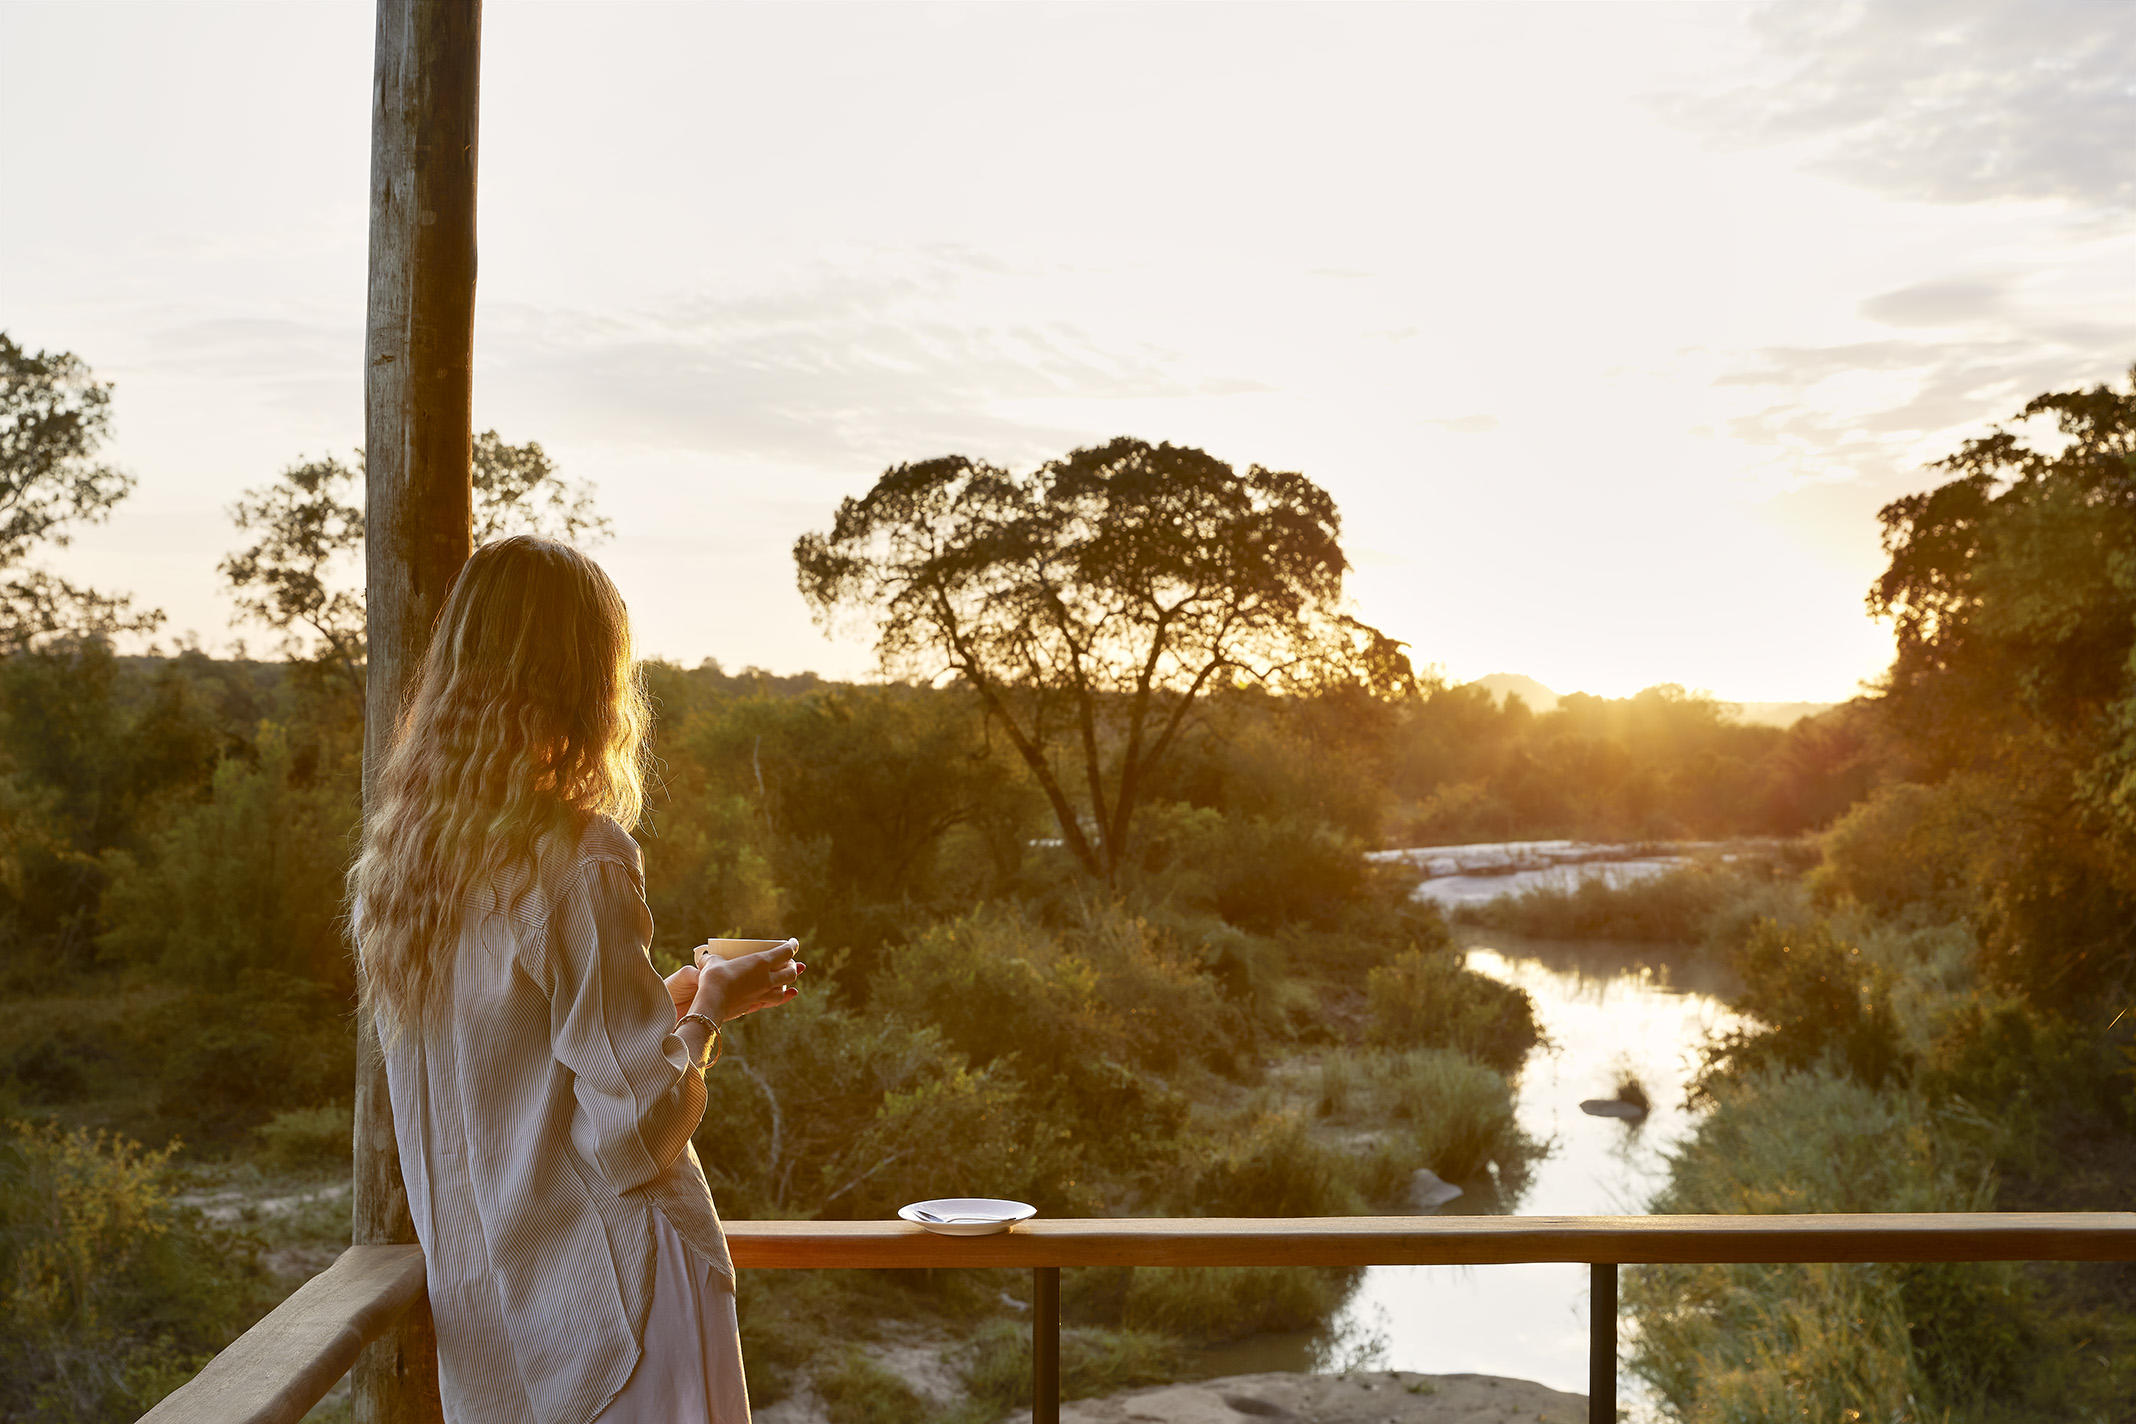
355,1,479,1421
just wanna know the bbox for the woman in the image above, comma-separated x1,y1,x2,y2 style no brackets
351,535,799,1424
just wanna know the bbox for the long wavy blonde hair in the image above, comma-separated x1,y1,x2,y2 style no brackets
351,535,651,1030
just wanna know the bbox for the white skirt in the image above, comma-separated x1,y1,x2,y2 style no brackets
595,1208,751,1423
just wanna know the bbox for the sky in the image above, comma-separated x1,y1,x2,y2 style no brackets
3,0,2131,703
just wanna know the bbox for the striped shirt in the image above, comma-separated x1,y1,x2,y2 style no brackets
379,815,735,1424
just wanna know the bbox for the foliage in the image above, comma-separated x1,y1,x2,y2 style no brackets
1365,947,1540,1072
1701,918,1914,1091
251,1103,353,1175
811,1348,938,1424
796,437,1413,884
959,1317,1179,1412
1117,1265,1351,1344
1128,802,1371,934
0,1121,270,1423
0,333,160,652
655,686,1039,976
1458,860,1787,944
1384,683,1878,844
1626,1068,2037,1420
1315,1045,1537,1184
1866,365,2136,1009
98,723,359,988
692,971,1087,1220
220,432,610,692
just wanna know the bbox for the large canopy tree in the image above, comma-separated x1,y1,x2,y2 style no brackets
795,436,1414,884
1869,363,2136,1006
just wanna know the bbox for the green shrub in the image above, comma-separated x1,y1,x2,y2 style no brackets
0,1120,272,1423
96,724,358,990
1130,804,1373,933
694,972,1094,1220
1809,780,1984,921
959,1318,1177,1411
1625,1068,2037,1417
1366,1047,1532,1183
1460,863,1736,942
813,1348,935,1424
1364,949,1539,1072
251,1103,352,1175
1703,919,1913,1092
150,975,358,1148
1177,1111,1366,1217
1119,1265,1352,1344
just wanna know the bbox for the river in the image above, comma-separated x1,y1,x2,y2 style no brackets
1191,845,1746,1413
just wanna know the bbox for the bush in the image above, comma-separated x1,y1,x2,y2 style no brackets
1176,1111,1366,1218
1461,862,1742,943
812,1348,935,1424
959,1318,1178,1411
251,1103,352,1175
1625,1068,2038,1417
1350,1046,1533,1184
1702,919,1913,1092
1120,1264,1352,1344
694,972,1093,1220
1129,803,1373,934
1809,780,1983,921
150,975,359,1149
96,724,358,991
0,1120,272,1423
1364,949,1539,1072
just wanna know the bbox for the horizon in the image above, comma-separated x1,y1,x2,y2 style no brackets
5,0,2131,703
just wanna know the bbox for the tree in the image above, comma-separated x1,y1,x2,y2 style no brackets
221,432,611,693
1868,363,2136,1007
795,436,1414,884
0,334,161,652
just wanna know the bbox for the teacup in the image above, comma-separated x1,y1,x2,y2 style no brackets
693,937,798,968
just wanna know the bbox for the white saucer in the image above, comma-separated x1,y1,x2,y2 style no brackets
897,1197,1036,1236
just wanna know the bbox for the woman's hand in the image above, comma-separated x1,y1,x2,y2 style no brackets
688,940,805,1024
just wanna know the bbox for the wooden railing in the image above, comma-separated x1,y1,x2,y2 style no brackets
141,1212,2136,1424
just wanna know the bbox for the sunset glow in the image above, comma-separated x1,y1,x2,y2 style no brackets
5,0,2129,701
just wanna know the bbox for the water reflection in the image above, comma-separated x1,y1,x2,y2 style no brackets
1188,925,1743,1406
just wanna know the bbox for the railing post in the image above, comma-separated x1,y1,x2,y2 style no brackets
1589,1261,1616,1424
1032,1265,1060,1424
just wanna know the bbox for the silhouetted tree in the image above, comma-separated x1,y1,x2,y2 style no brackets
795,437,1413,883
0,333,160,651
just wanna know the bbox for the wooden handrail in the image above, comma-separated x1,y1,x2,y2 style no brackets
137,1213,2136,1424
724,1211,2136,1269
140,1244,425,1424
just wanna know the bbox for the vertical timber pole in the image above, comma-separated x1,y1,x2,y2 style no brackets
1589,1262,1616,1424
355,2,479,1422
1032,1267,1060,1424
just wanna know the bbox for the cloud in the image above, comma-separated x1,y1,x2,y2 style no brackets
479,259,1270,469
1670,0,2136,211
1717,335,2126,483
1858,276,2011,327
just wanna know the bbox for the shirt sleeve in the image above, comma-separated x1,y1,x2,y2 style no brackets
536,853,707,1195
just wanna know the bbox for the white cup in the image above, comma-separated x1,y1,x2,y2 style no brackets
694,937,798,968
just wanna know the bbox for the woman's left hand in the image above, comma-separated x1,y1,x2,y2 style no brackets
664,964,700,1023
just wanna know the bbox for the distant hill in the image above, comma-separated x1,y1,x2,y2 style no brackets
1467,672,1560,713
1462,673,1832,728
